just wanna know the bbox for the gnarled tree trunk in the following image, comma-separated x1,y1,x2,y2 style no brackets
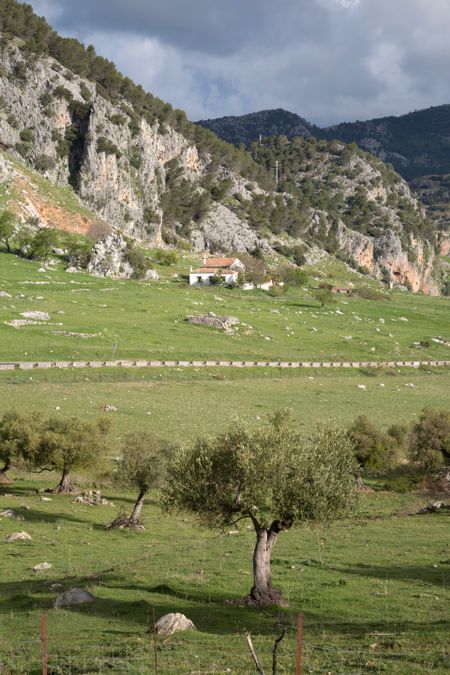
48,468,78,494
107,489,146,531
130,489,145,524
244,519,291,606
0,459,12,484
354,469,364,490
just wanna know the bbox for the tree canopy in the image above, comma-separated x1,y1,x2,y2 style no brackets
164,411,356,605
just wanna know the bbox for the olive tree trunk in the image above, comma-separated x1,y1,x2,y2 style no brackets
48,468,77,494
245,520,290,606
0,459,12,483
130,489,146,523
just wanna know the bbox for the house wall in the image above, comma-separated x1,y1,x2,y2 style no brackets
189,272,238,286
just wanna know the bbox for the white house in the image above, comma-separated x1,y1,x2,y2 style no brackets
189,257,244,286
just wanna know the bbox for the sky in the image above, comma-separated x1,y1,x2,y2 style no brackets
27,0,450,126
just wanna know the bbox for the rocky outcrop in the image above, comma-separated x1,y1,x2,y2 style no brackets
191,203,264,253
87,234,133,279
154,613,196,637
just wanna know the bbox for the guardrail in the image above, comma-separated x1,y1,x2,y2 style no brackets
0,359,449,371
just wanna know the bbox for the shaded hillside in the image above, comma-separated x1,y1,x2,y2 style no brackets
198,109,319,147
198,105,450,181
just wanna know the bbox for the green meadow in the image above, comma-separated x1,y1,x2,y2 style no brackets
0,251,449,673
0,252,449,363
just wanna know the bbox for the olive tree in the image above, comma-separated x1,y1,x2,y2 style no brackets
0,410,41,483
0,210,16,252
108,431,174,530
34,416,111,493
347,415,405,487
409,408,450,475
164,412,355,606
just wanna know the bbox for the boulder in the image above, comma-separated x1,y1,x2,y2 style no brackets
145,269,160,281
154,612,196,637
33,562,52,572
187,312,240,332
5,531,32,542
54,588,95,608
0,509,24,520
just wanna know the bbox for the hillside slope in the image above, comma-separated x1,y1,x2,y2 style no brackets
0,0,443,293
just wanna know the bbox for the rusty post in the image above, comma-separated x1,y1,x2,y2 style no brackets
295,612,303,675
40,614,47,675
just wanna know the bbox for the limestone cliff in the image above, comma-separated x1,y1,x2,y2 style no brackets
0,36,443,293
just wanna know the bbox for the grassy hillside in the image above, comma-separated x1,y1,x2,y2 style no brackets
1,253,449,363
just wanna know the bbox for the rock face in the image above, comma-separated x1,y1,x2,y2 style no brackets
188,313,240,332
87,234,133,279
0,36,442,293
54,588,95,608
154,613,196,637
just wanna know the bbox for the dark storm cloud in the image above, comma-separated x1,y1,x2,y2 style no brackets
27,0,450,125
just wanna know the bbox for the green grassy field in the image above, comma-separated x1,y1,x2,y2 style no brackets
0,366,449,444
0,478,448,674
1,251,449,673
1,252,449,363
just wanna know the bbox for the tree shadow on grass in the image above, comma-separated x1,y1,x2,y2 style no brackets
338,562,449,588
0,484,40,497
2,506,93,525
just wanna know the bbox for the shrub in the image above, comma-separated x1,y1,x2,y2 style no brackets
125,245,150,279
97,136,121,158
34,155,56,172
53,85,73,102
409,408,450,475
39,92,52,108
110,113,126,126
79,82,91,101
20,128,35,143
7,113,18,128
155,249,178,266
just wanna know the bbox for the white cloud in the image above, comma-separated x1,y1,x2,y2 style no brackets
26,0,450,125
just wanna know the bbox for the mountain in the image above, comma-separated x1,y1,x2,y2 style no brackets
197,109,320,147
0,0,443,294
197,105,450,181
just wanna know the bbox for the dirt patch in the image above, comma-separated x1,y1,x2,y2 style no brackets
12,177,95,235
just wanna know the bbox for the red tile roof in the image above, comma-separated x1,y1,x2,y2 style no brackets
204,257,239,268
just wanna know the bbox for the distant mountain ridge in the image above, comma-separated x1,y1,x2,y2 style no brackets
198,105,450,181
197,109,320,147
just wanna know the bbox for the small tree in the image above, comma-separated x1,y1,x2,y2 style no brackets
0,410,41,483
347,415,403,488
0,210,16,252
29,228,59,262
34,416,111,493
164,412,355,606
108,432,174,530
409,408,450,476
313,287,334,308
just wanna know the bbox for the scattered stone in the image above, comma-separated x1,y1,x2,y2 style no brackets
54,588,95,608
227,530,240,536
154,613,196,637
187,312,239,332
74,490,102,506
417,501,449,514
33,562,52,572
50,583,63,590
5,531,32,542
0,509,24,521
41,497,52,502
0,291,11,298
20,311,50,321
357,384,367,390
52,331,99,339
104,404,118,412
65,266,79,274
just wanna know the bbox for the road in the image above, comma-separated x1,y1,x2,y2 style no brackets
0,359,449,371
